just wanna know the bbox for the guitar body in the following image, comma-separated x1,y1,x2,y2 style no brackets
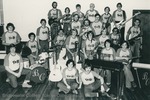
111,12,141,31
128,34,141,45
48,51,62,82
49,65,62,82
48,18,60,26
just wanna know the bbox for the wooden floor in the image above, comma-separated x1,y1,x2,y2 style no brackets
0,74,149,100
0,58,150,100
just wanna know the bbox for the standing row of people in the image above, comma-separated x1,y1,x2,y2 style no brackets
1,1,142,99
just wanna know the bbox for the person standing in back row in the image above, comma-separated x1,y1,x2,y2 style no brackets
36,19,50,54
72,4,85,24
2,23,21,54
112,3,126,44
85,3,99,23
48,1,62,26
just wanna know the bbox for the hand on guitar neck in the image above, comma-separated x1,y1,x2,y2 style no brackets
114,11,141,29
116,56,141,65
88,42,100,60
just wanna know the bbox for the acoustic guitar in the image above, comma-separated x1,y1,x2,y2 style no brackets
48,51,62,82
88,42,100,60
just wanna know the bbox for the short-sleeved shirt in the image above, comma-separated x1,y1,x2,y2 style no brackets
99,35,109,48
101,47,115,61
71,21,82,35
101,13,112,23
55,35,66,46
86,10,98,22
83,39,98,51
110,33,120,45
117,48,131,58
27,40,38,53
66,36,78,49
2,31,21,45
72,11,84,22
91,21,103,35
80,71,100,85
48,8,62,19
113,10,126,22
128,26,141,39
4,53,23,71
36,26,49,40
62,67,78,79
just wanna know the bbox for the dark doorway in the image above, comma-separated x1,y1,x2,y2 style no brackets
133,10,150,63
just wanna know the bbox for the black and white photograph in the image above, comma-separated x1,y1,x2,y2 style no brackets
0,0,149,100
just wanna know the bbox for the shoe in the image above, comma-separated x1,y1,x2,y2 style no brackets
106,88,110,92
106,83,111,88
101,92,110,97
127,87,134,91
22,82,32,88
131,82,137,88
6,78,10,83
72,89,78,94
109,94,117,100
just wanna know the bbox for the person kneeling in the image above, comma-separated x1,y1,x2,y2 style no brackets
4,44,32,88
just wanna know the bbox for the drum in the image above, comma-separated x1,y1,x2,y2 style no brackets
23,58,30,69
30,67,47,83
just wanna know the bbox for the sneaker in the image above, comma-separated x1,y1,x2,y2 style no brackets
106,88,110,92
6,78,10,83
72,89,78,94
22,82,32,88
131,82,137,88
58,89,62,93
127,87,134,91
101,92,110,97
106,83,111,86
109,94,117,100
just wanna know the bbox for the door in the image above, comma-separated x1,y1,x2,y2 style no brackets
133,10,150,63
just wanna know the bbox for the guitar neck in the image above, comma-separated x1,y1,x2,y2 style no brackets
120,12,141,25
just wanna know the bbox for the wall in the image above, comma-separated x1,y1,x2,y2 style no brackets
2,0,149,41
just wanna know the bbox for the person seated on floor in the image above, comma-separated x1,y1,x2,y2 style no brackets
78,59,110,98
57,59,79,94
4,44,32,88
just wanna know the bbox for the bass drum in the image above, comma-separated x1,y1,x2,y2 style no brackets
30,67,47,83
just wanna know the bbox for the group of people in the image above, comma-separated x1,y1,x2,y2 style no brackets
1,1,142,99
